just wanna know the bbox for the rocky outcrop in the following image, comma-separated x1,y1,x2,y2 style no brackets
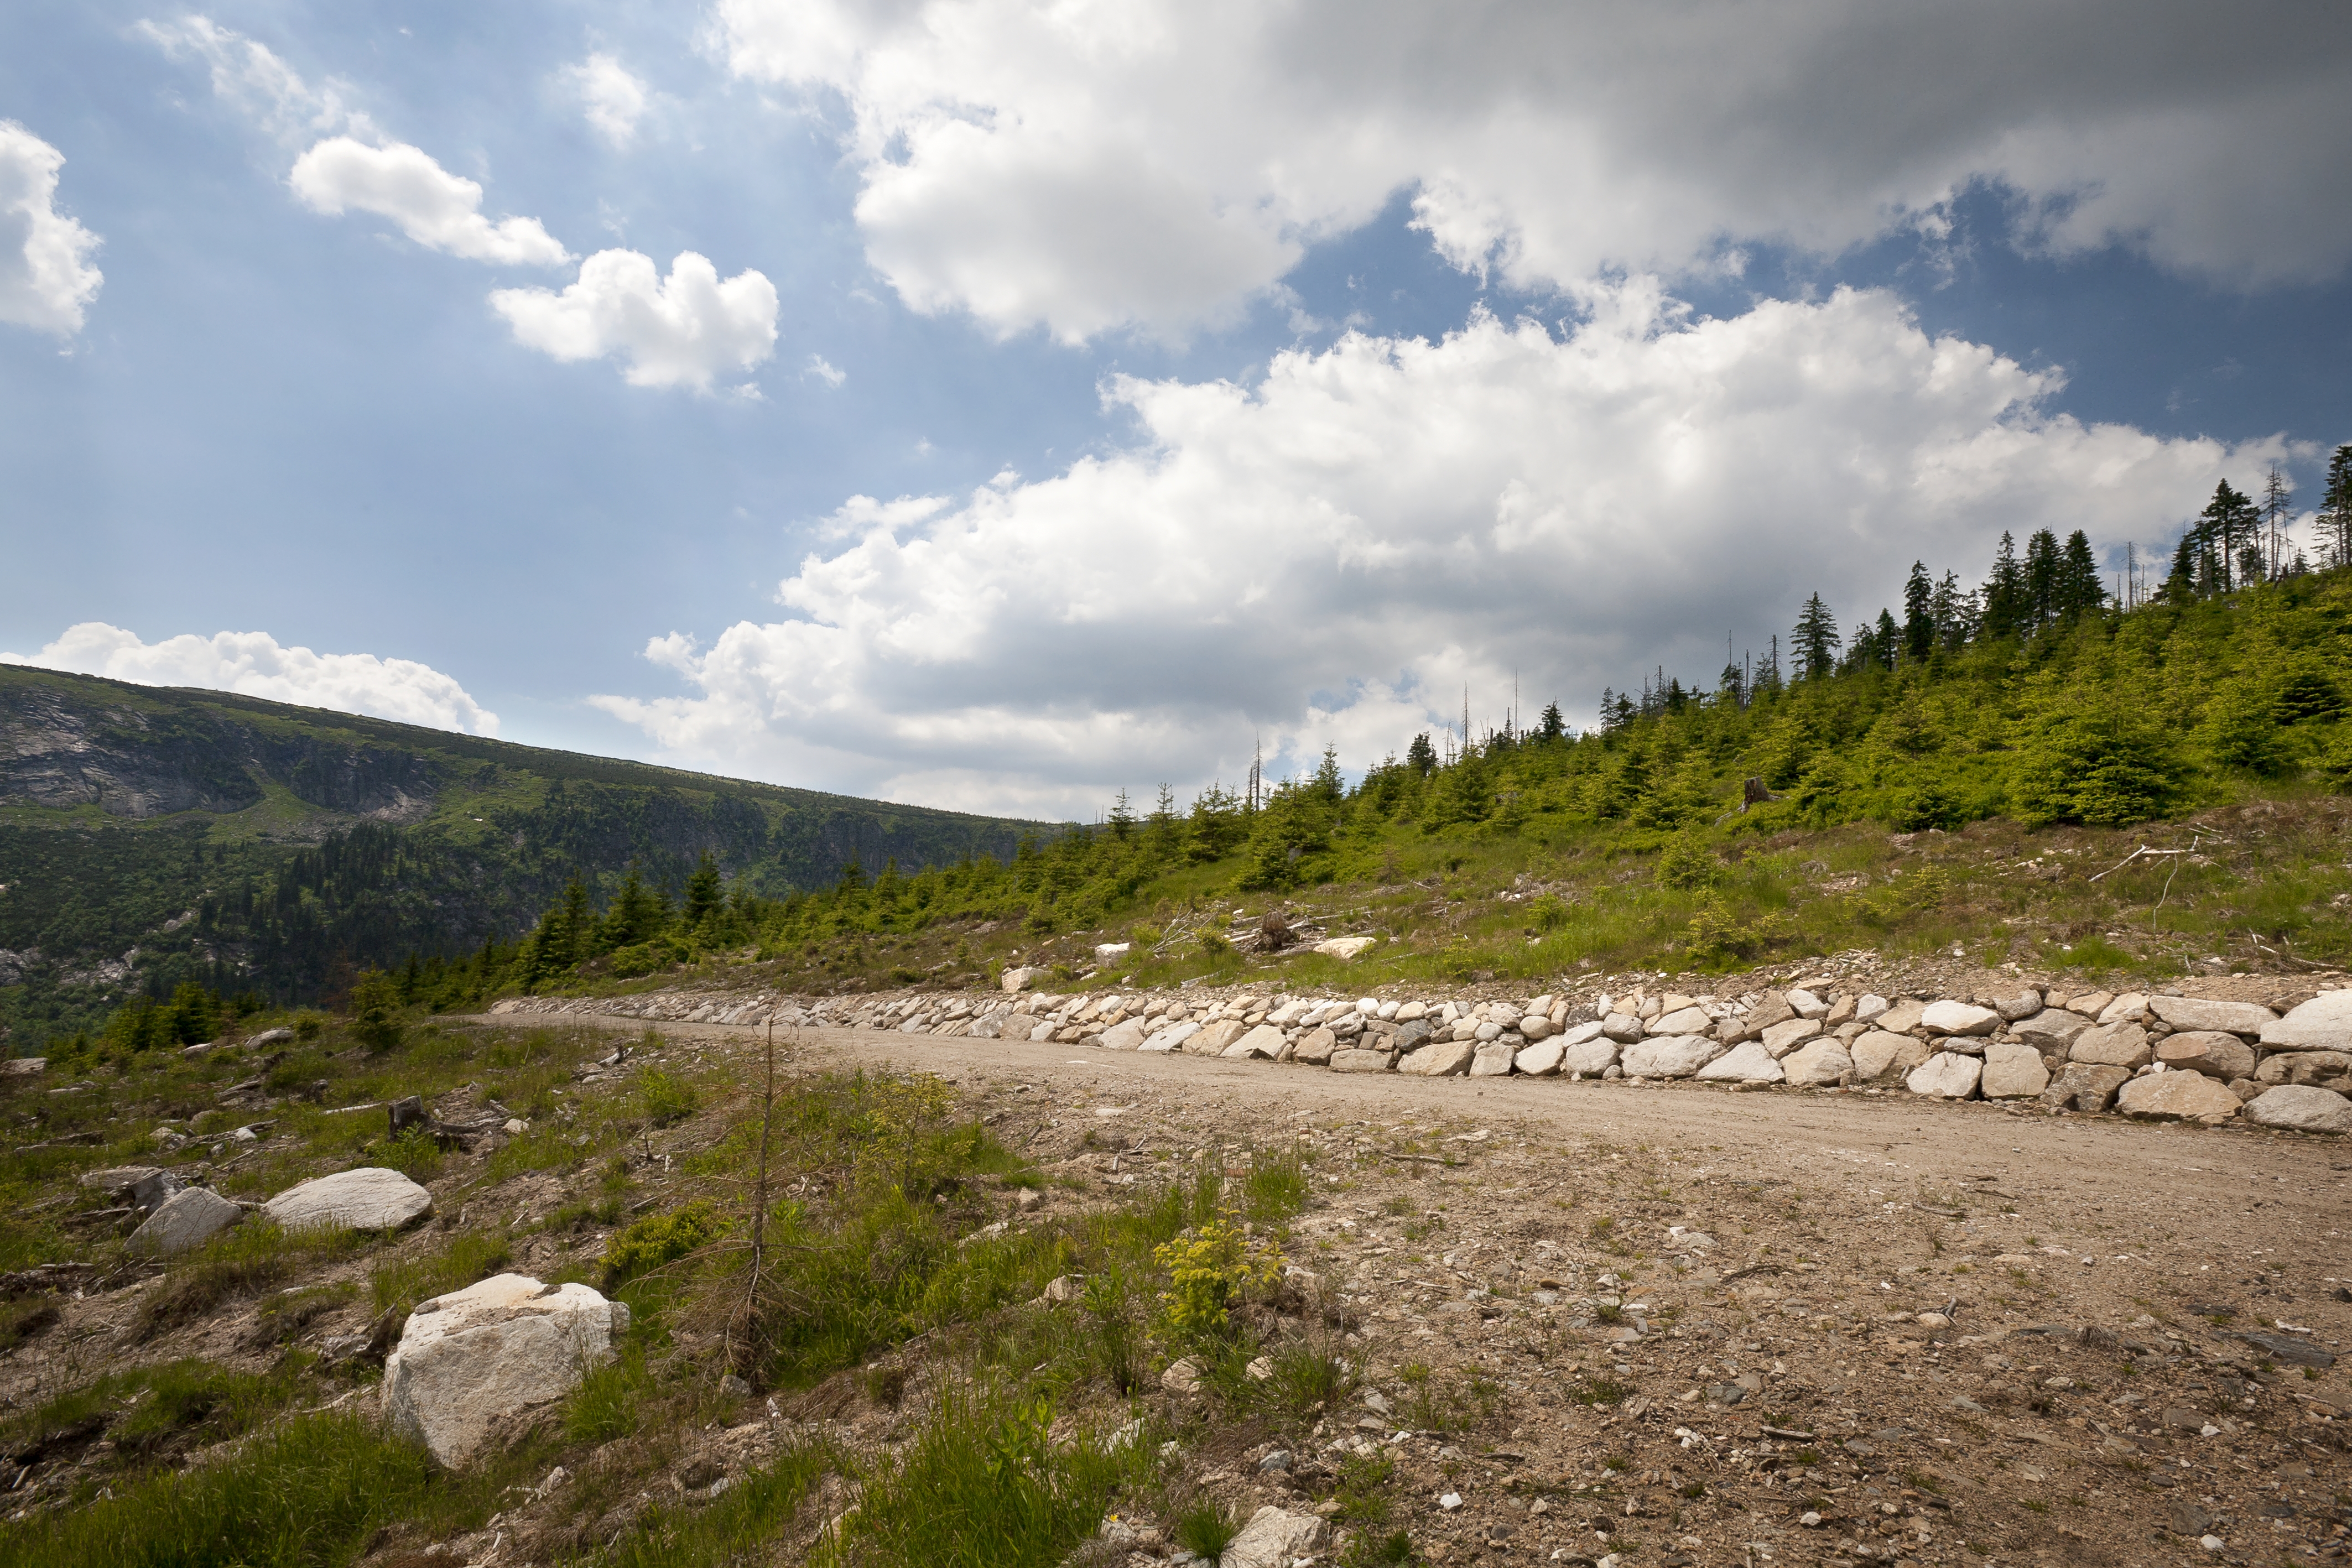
126,1187,243,1257
384,1274,629,1467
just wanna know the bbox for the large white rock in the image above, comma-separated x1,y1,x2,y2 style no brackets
1780,1037,1853,1087
1850,1030,1931,1084
1469,1039,1517,1076
2070,1023,2152,1070
266,1167,433,1232
1619,1035,1726,1079
1558,1036,1620,1077
2148,996,2277,1036
2261,990,2352,1053
1514,1040,1567,1076
126,1187,243,1257
1556,1019,1606,1048
1139,1020,1201,1053
2011,1009,2092,1054
2115,1069,2243,1126
1696,1041,1783,1084
1313,937,1377,960
2242,1083,2352,1134
1979,1041,2051,1100
1222,1025,1288,1061
2155,1031,2256,1081
1398,1039,1476,1077
1651,1006,1711,1036
1097,1019,1148,1050
1219,1506,1328,1568
386,1274,628,1467
1906,1052,1982,1099
1921,1001,2000,1037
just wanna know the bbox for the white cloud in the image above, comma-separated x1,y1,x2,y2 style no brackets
719,0,2352,340
560,52,651,148
134,14,371,146
3,624,499,736
805,353,845,387
590,282,2278,817
290,137,571,266
492,249,779,389
0,122,102,336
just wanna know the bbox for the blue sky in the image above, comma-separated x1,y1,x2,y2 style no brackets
4,1,2350,817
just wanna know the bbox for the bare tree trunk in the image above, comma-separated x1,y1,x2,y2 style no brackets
735,1018,779,1374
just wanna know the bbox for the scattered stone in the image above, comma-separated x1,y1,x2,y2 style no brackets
1313,937,1377,960
1992,989,2044,1022
1558,1036,1620,1077
1696,1041,1783,1084
2156,1031,2257,1080
78,1166,160,1201
2148,996,2277,1036
1854,993,1890,1023
2070,1022,2153,1070
1779,1037,1853,1087
2261,989,2352,1052
1292,1027,1338,1065
1619,1036,1727,1080
1189,1020,1248,1055
2096,992,2150,1026
1922,1001,2000,1037
126,1186,243,1257
2116,1069,2244,1126
1652,1006,1711,1036
1907,1052,1982,1100
1162,1357,1203,1394
1600,1013,1645,1044
2236,1331,2335,1368
1760,1017,1822,1057
1979,1040,2051,1100
265,1168,434,1233
1000,966,1039,992
385,1274,629,1467
2242,1083,2352,1134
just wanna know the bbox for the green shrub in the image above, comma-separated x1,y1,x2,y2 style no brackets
346,971,404,1053
1172,1497,1243,1559
379,1125,444,1182
1654,834,1721,890
602,1200,726,1289
638,1066,700,1128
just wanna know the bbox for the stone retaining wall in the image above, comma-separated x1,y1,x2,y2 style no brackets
488,977,2352,1132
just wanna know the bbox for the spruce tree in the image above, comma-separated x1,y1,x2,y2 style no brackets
1405,733,1437,774
1311,746,1345,803
2163,532,2199,603
2023,529,2060,631
1792,593,1840,680
1875,608,1901,668
1537,701,1566,741
683,851,723,929
2195,481,2260,590
1901,561,1933,660
1982,532,2025,639
2057,530,2103,619
2322,445,2352,569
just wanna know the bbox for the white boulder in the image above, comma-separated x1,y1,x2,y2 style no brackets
385,1274,629,1467
1906,1052,1982,1099
126,1187,244,1257
1780,1037,1854,1087
2242,1083,2352,1134
1696,1041,1783,1084
266,1167,433,1232
2261,990,2352,1053
1219,1506,1328,1568
1921,1001,2000,1037
1619,1035,1727,1079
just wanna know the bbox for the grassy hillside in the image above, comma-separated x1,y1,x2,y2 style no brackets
502,560,2352,1007
0,667,1057,1047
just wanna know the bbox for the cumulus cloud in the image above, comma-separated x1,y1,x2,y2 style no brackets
0,122,102,336
492,249,779,389
3,624,498,735
561,53,650,148
590,283,2278,816
134,14,370,145
719,0,2352,339
290,137,570,266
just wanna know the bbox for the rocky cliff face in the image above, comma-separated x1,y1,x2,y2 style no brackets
1,675,441,823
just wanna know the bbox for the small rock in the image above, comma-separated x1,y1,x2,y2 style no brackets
126,1186,244,1257
1162,1357,1203,1394
1398,1039,1477,1077
2157,1031,2257,1080
2043,1061,2132,1113
1245,1356,1274,1381
1851,1030,1932,1084
2148,996,2277,1036
1219,1506,1326,1568
1979,1040,2051,1100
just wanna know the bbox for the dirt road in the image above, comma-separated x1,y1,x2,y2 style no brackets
487,1013,2352,1566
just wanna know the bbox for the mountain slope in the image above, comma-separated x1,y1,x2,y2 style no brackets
0,666,1055,1044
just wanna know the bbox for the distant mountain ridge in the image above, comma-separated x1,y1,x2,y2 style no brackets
0,665,1058,1045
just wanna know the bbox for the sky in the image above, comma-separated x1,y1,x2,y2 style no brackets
3,1,2351,822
